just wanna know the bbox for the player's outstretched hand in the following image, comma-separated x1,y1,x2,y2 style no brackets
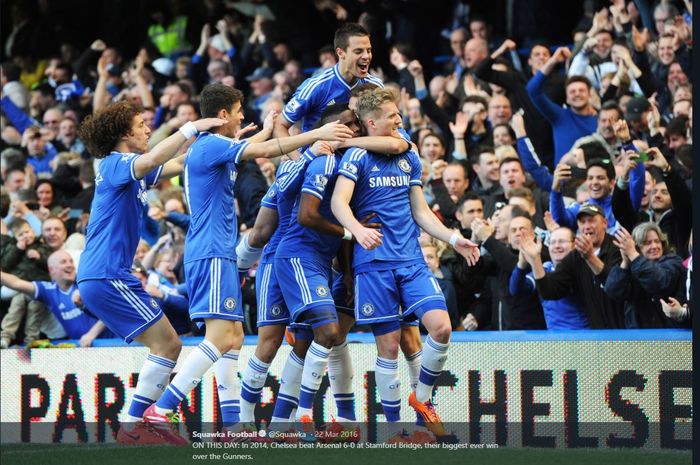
262,110,278,132
309,141,335,156
315,120,355,142
193,117,229,132
235,122,257,139
354,226,383,251
454,236,480,266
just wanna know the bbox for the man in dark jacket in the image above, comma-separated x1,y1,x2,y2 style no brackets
471,206,546,330
524,203,625,328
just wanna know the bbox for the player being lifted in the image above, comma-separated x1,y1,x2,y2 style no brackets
76,101,226,444
331,88,480,441
141,84,354,442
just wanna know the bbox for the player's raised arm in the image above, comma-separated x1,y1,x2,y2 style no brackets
408,185,480,266
133,117,226,179
0,271,37,297
273,111,294,139
241,120,354,161
338,135,410,154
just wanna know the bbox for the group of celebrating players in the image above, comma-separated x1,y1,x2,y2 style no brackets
76,23,479,446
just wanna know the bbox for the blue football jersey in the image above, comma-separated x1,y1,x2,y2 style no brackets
275,152,343,262
260,156,313,263
282,64,383,133
183,132,250,263
78,151,162,281
33,281,109,339
337,147,424,272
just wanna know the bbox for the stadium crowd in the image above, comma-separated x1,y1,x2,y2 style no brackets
0,0,693,349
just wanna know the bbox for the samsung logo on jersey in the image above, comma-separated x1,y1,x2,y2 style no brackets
61,308,83,320
368,176,410,188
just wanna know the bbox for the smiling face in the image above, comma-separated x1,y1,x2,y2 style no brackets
586,166,613,200
492,125,514,148
548,227,575,265
337,35,372,82
640,229,663,260
36,182,53,207
650,182,672,212
365,101,402,138
48,250,76,284
42,218,67,250
156,253,176,281
419,135,445,162
657,36,675,65
566,81,591,112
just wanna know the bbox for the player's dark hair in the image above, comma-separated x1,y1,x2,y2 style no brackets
600,100,622,119
421,131,445,148
565,75,592,90
318,103,351,126
666,115,689,138
456,191,483,211
0,189,9,217
1,61,21,82
499,156,524,172
586,157,615,180
509,205,532,223
200,84,243,118
334,23,370,51
78,101,141,158
391,42,414,60
470,145,495,165
580,140,610,164
492,123,516,143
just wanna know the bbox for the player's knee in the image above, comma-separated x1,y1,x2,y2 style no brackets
315,325,340,348
430,323,452,344
163,336,182,361
378,344,400,360
257,338,282,363
399,332,422,354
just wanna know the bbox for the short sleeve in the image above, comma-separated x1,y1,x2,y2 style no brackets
32,281,48,302
105,153,138,187
408,151,422,186
338,148,365,183
207,136,250,166
144,165,164,187
261,182,279,209
301,156,332,200
282,85,316,125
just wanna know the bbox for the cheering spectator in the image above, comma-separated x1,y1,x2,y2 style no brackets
605,223,687,328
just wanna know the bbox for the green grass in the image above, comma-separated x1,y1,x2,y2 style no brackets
0,443,692,465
